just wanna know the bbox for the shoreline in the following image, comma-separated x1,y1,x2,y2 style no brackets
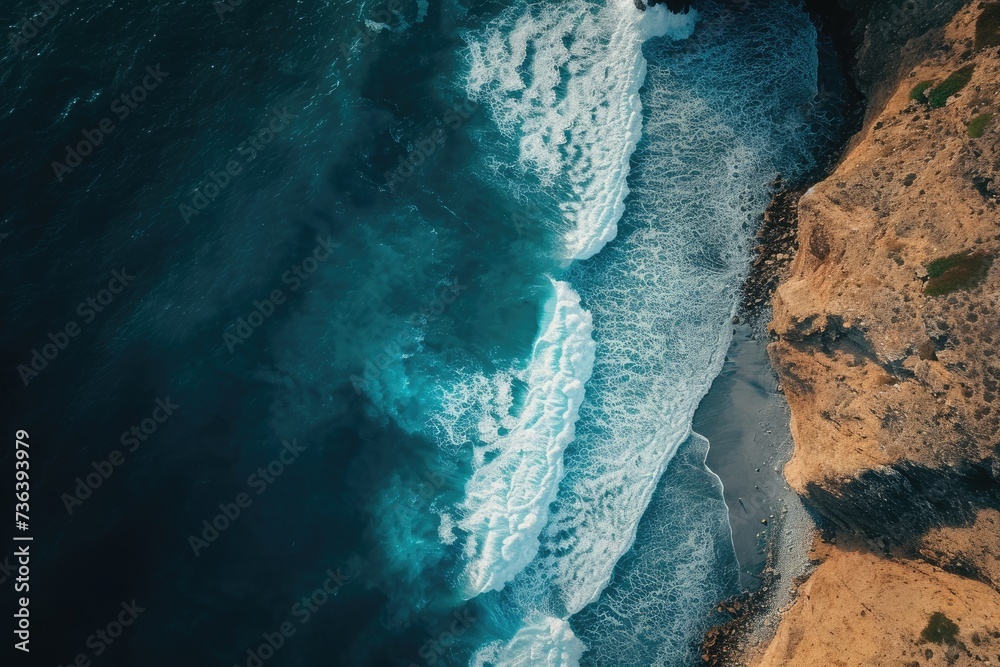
692,0,874,659
693,326,818,665
699,1,1000,664
694,326,797,588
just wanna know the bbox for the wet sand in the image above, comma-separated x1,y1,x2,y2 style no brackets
694,324,809,590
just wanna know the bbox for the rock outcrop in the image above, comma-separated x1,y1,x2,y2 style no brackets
735,2,1000,665
755,540,1000,667
772,0,1000,495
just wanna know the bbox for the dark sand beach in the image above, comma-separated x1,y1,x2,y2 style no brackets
694,325,808,589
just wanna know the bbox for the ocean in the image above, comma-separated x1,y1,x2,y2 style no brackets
0,0,846,664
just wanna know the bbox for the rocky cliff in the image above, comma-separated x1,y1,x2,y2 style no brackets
744,2,1000,665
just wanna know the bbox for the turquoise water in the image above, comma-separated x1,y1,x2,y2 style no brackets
332,0,836,663
2,0,842,664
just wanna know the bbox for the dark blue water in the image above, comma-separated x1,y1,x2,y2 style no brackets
1,1,845,665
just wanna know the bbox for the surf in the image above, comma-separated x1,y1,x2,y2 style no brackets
458,279,595,597
465,0,697,260
459,1,838,664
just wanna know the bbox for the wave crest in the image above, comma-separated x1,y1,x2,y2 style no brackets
464,0,697,260
458,279,596,596
472,616,586,667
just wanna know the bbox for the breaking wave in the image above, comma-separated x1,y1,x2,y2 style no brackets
465,0,697,260
459,279,595,596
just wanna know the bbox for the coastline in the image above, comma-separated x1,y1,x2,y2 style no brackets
694,326,818,666
694,326,801,589
693,0,869,658
702,1,1000,665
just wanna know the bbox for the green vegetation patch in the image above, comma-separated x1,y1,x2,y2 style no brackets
976,4,1000,49
924,251,994,296
929,65,976,108
921,612,960,644
968,112,994,138
910,80,935,104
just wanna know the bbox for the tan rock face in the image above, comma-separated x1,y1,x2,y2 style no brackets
770,4,1000,493
750,4,1000,666
753,543,1000,667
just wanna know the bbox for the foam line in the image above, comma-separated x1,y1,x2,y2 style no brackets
472,616,586,667
465,0,697,260
458,279,596,596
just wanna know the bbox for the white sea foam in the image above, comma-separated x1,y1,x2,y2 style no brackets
483,4,823,624
458,279,595,596
447,1,826,663
574,434,739,666
472,616,585,667
464,0,696,260
460,10,824,667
